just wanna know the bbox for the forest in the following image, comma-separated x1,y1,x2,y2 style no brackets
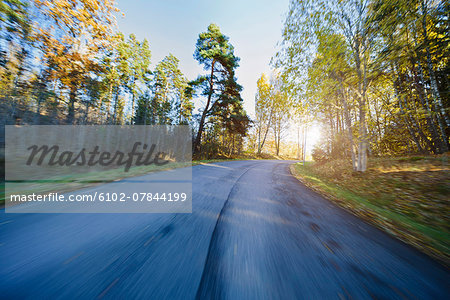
265,0,449,171
0,0,249,159
1,0,449,166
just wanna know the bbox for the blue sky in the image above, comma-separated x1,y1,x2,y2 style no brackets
116,0,290,117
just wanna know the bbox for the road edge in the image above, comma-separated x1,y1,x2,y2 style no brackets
288,163,450,269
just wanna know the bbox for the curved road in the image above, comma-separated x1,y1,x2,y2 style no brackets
1,160,449,299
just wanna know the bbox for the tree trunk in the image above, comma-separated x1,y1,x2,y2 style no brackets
256,122,262,154
399,94,424,153
84,101,90,124
421,0,449,151
354,44,368,172
113,91,119,124
302,125,307,164
276,133,280,156
130,76,137,124
392,63,424,153
297,125,301,160
194,59,216,154
357,102,368,172
131,91,135,124
341,86,357,171
403,85,429,152
257,101,275,154
67,85,77,124
414,56,441,153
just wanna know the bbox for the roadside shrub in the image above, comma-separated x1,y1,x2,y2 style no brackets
312,145,329,163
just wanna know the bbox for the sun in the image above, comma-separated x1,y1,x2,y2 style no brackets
307,125,322,153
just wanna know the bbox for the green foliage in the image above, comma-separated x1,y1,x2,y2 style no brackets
149,54,191,125
194,24,238,71
191,24,250,156
276,0,449,170
0,2,191,128
0,7,248,159
0,0,30,38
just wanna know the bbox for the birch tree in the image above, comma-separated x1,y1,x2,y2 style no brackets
255,73,274,154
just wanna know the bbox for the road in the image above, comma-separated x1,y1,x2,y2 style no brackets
0,160,449,299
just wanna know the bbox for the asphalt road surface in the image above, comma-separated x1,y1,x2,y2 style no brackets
1,160,449,299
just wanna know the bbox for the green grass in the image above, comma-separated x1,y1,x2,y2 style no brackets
1,155,281,206
2,161,192,205
291,159,450,266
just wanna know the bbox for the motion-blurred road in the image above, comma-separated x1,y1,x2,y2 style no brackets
1,160,449,299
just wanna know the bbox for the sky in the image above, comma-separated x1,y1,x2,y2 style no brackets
116,0,290,118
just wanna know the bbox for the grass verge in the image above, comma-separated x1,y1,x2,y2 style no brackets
2,161,192,206
1,153,284,206
290,157,449,266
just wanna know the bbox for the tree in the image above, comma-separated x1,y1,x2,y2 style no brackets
369,0,449,153
99,33,127,124
0,0,32,122
278,0,375,171
255,73,275,154
125,34,151,123
33,0,119,124
277,0,448,168
271,74,291,156
305,31,359,169
191,23,247,154
150,54,191,125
